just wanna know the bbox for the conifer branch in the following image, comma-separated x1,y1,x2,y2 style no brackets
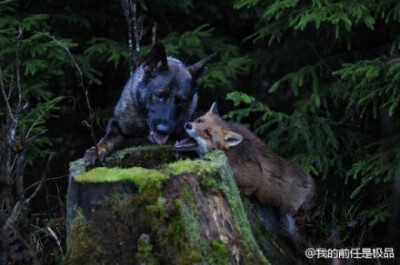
34,31,99,158
34,32,92,115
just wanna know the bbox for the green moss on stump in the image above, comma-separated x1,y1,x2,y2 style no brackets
205,151,270,264
210,240,230,265
76,167,168,193
136,234,157,265
66,192,159,264
104,145,176,168
67,147,270,265
76,153,216,191
165,159,212,176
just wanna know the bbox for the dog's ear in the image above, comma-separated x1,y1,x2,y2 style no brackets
144,42,168,74
188,53,215,86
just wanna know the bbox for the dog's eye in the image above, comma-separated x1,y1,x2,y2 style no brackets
204,129,212,138
196,118,203,123
153,93,164,102
175,96,186,105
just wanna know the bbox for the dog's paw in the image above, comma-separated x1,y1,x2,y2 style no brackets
84,145,108,166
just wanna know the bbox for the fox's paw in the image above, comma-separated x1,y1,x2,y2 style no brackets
84,145,109,166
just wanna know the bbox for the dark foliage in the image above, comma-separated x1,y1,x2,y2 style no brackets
0,0,399,264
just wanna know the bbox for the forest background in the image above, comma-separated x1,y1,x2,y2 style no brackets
0,0,399,264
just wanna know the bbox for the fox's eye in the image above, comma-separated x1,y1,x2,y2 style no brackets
196,118,203,123
204,129,212,138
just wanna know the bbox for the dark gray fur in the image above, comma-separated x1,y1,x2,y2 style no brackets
84,43,212,165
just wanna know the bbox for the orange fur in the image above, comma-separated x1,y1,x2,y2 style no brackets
186,105,315,214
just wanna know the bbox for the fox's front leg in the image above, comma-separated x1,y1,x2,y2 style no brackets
84,118,127,165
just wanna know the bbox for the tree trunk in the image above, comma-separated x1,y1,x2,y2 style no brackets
65,145,277,265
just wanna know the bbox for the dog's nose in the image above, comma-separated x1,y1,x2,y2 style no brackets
156,123,170,135
184,122,192,130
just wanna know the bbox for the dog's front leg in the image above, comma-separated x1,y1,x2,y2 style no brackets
84,118,129,165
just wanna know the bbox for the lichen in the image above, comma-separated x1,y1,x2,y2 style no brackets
176,199,208,265
181,185,200,218
69,158,86,177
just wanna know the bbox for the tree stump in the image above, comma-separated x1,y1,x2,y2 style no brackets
65,145,272,265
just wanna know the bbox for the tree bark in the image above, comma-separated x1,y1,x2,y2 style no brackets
66,145,275,265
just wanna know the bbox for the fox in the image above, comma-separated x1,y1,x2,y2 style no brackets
175,102,315,238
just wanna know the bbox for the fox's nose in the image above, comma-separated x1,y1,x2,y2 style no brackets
184,122,192,130
156,123,170,135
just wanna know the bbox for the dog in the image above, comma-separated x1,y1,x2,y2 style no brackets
84,42,213,165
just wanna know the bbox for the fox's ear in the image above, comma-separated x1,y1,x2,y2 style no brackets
223,130,243,147
208,102,219,115
188,53,215,86
144,42,168,74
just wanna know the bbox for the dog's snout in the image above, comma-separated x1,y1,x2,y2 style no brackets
184,122,192,130
156,123,170,135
